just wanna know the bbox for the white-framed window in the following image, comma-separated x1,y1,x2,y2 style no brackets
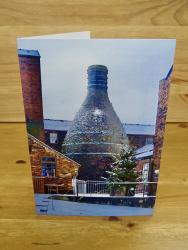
42,156,56,177
142,162,149,182
50,132,58,144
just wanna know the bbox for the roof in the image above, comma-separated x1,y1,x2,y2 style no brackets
18,49,40,58
123,124,155,136
44,119,72,131
28,133,81,167
135,143,154,160
44,119,155,136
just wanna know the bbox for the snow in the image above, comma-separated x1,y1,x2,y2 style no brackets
35,194,154,216
136,144,154,159
18,49,40,57
123,124,155,135
136,144,154,154
44,119,71,131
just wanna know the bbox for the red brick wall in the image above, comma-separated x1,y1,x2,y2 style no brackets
153,78,170,170
19,56,43,121
19,55,45,141
29,137,79,177
29,136,80,193
128,135,153,148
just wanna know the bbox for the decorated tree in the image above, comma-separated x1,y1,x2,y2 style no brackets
102,145,139,196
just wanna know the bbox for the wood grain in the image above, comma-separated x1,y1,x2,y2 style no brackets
0,122,188,250
0,25,188,122
0,0,188,26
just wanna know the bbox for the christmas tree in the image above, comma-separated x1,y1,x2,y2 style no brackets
102,145,139,196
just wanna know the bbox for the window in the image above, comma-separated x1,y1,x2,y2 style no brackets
142,163,149,182
42,157,56,177
145,137,153,145
50,132,58,144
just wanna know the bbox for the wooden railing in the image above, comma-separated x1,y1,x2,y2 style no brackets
32,176,73,194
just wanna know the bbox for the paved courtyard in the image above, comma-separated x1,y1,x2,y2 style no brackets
35,194,154,216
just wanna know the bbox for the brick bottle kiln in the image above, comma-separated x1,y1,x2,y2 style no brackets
62,65,129,180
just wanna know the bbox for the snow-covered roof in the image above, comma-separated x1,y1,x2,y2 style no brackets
135,144,154,159
18,49,40,57
44,119,72,131
44,119,155,136
123,124,155,135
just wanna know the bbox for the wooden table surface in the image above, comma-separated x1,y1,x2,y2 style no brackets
0,1,188,249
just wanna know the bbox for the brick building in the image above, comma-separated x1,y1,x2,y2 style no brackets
18,49,81,194
136,66,173,187
43,120,155,182
135,144,154,181
123,124,154,148
29,134,80,194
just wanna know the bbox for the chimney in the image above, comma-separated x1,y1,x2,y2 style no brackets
153,66,173,170
87,65,108,89
18,49,45,142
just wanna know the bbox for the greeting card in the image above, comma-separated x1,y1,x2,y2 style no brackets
17,32,176,216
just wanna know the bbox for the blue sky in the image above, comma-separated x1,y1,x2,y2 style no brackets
17,38,176,125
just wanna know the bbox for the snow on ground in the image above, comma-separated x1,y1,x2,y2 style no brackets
34,194,154,216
